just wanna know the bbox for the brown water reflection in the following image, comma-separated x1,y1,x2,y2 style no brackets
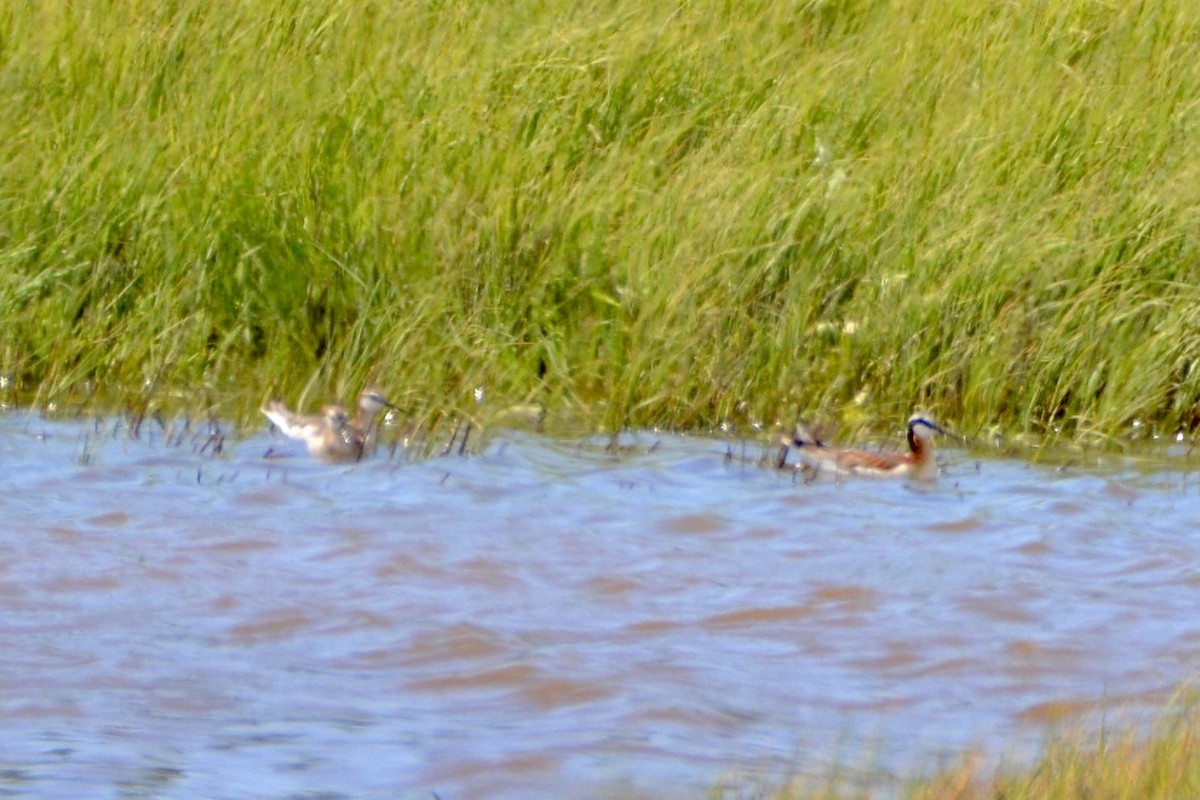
1,413,1199,798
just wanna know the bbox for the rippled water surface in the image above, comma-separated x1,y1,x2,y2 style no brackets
2,412,1200,798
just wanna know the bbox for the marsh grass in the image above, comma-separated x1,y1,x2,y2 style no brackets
757,694,1200,800
3,1,1200,443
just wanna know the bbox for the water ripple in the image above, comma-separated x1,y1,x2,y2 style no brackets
0,413,1199,797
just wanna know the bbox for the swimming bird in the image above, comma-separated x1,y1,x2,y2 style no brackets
783,414,947,481
262,386,395,462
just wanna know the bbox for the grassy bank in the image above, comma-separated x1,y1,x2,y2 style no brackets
2,1,1200,442
762,698,1200,800
744,695,1195,800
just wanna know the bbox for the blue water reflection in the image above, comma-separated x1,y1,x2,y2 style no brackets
0,412,1198,798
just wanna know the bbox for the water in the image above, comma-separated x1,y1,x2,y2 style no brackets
1,411,1199,798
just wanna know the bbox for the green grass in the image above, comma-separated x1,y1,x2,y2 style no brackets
758,695,1200,800
2,5,1199,792
3,0,1200,443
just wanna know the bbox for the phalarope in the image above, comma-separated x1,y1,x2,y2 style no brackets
784,414,947,481
263,386,395,462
